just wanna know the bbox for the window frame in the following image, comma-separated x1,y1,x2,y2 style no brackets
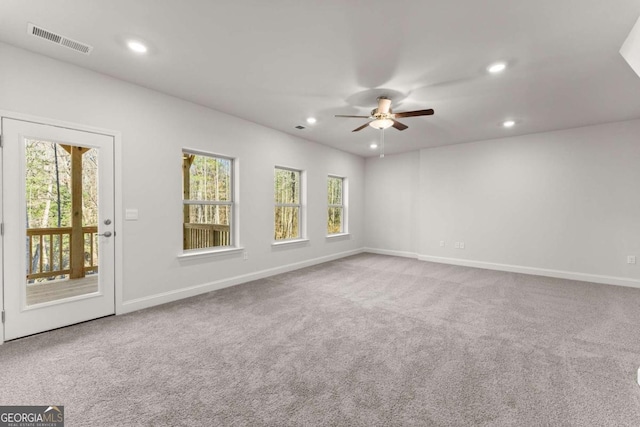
181,149,238,255
273,165,305,243
327,175,347,236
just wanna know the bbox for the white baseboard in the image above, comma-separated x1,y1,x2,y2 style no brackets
119,248,364,314
418,254,640,289
363,247,419,259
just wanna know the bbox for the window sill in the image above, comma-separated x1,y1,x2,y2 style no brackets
271,238,309,247
178,247,244,260
326,233,350,239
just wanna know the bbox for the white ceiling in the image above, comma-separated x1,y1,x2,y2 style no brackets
1,0,640,157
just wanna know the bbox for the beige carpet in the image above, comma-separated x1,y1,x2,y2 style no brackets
1,253,640,426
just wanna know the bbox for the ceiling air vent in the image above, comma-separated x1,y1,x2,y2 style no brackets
27,23,93,55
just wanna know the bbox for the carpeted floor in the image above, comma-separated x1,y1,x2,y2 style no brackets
2,253,640,426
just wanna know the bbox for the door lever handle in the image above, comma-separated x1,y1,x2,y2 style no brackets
98,231,112,238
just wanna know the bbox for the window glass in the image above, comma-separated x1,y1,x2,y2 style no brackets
327,176,345,235
275,167,302,240
183,152,234,250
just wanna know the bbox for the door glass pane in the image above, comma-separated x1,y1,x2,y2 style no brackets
25,140,99,305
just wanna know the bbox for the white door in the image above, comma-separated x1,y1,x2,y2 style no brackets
2,118,115,340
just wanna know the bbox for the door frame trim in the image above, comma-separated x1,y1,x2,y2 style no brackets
0,110,123,344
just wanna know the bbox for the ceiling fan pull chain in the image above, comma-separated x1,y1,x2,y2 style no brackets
380,128,385,158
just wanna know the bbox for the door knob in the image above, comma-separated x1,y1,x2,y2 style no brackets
98,231,112,237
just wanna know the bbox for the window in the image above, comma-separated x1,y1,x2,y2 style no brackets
327,176,345,235
274,167,302,240
182,151,234,251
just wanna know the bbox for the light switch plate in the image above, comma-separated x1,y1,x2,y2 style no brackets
125,209,138,221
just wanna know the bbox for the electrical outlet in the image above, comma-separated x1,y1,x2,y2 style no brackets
628,255,636,264
440,241,445,247
454,242,460,249
243,251,248,261
460,242,465,249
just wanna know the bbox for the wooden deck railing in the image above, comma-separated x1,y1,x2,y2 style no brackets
184,223,230,249
27,226,98,280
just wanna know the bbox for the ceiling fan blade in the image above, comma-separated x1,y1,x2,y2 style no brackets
378,98,392,114
394,109,435,118
352,122,371,132
335,115,370,118
392,120,408,131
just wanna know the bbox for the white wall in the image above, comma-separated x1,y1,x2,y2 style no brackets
366,119,640,286
0,42,365,310
364,152,419,256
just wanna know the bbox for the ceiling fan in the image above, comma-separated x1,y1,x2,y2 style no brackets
335,97,434,132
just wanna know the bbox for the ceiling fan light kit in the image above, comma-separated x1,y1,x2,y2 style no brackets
369,118,394,129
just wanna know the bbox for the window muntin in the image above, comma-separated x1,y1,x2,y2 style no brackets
182,152,233,250
327,176,345,235
274,167,302,240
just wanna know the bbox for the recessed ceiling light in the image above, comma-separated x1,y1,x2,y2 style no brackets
370,143,378,149
306,117,317,124
127,40,148,54
503,120,516,128
488,62,507,73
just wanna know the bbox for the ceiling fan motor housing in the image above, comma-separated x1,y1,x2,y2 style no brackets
371,108,394,120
